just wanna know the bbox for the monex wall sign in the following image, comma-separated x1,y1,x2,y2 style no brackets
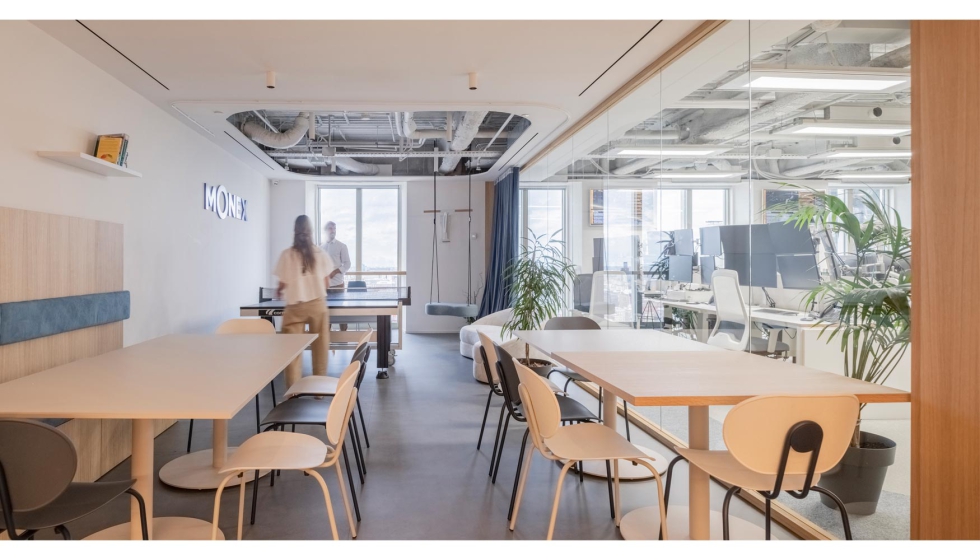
203,183,248,221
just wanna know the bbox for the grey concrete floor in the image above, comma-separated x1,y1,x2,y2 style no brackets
36,333,797,540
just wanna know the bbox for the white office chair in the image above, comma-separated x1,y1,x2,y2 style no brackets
707,270,789,355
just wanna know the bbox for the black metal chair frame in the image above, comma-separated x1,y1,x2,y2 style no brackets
0,422,149,541
488,344,617,522
660,420,853,541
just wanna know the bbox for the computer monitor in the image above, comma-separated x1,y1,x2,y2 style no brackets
699,255,716,285
717,224,774,254
668,254,694,283
722,253,778,288
700,226,722,256
777,254,821,290
768,222,814,255
672,229,694,257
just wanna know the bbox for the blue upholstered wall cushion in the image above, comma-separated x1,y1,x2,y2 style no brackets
0,291,130,346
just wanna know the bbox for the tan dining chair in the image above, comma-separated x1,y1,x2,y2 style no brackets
187,318,279,453
509,360,668,540
667,394,858,540
283,329,373,399
211,374,360,540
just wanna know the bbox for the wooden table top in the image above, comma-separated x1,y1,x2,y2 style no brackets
551,350,912,406
517,329,717,356
0,334,316,420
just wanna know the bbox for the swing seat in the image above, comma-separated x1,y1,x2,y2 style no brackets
425,302,480,318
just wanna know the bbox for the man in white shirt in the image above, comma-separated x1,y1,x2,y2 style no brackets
321,221,352,288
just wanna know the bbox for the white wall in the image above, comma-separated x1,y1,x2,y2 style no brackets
268,179,315,281
406,177,486,333
0,22,270,344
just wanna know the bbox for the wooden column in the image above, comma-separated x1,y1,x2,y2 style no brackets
911,21,980,540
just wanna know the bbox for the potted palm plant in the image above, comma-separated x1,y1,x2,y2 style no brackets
500,231,577,374
773,187,911,514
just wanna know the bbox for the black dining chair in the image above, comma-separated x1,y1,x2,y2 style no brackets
491,343,617,521
0,419,149,540
543,316,634,441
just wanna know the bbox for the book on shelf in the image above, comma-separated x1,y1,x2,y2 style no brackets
94,133,129,166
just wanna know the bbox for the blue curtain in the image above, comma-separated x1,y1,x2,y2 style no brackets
479,168,520,317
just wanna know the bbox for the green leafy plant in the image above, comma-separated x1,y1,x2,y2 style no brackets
501,231,577,363
646,231,676,280
771,186,911,447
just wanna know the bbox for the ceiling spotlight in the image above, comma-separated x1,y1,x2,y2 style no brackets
468,72,478,91
266,71,276,89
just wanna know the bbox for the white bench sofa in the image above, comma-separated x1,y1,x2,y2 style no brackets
459,308,547,383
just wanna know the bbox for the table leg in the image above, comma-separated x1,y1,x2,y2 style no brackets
213,419,228,470
376,314,391,379
688,406,711,540
601,388,618,430
131,419,154,540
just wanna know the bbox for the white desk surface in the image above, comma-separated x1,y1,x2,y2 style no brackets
660,299,824,329
551,350,911,407
0,334,316,420
517,328,718,356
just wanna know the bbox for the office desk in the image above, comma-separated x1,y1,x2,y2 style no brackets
0,334,315,540
550,349,909,540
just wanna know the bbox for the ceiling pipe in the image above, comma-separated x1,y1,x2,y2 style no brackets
439,111,489,174
697,93,842,142
612,157,662,175
870,44,911,68
323,156,380,175
781,157,868,178
243,111,311,149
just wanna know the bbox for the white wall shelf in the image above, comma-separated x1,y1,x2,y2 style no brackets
37,151,142,178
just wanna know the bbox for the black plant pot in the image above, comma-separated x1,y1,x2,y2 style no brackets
517,358,553,378
818,431,896,515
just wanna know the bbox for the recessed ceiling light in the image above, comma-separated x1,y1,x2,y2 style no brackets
821,148,912,159
606,145,733,158
776,120,911,137
829,172,911,180
643,171,745,179
718,67,910,94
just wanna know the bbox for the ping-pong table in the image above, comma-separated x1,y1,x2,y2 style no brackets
240,287,410,378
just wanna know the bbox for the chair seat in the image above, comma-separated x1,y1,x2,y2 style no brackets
543,423,653,462
0,480,135,532
542,376,566,394
674,448,819,492
550,366,588,383
283,375,340,399
260,397,332,427
221,431,329,473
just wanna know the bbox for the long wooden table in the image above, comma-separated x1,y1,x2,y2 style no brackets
516,329,910,540
0,333,315,540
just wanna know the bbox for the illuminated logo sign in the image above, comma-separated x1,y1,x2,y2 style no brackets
203,183,247,221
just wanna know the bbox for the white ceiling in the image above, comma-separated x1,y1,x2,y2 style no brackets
33,20,704,181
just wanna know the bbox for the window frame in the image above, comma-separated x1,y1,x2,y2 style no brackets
315,184,403,273
518,185,569,255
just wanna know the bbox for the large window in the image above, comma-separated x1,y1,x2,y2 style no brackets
317,186,401,287
519,188,566,255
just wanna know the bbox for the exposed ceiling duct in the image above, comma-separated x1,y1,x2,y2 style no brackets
439,111,489,174
243,111,311,149
870,44,912,68
324,156,380,176
696,92,842,142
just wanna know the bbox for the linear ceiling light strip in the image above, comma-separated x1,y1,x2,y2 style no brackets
579,20,663,97
76,20,170,91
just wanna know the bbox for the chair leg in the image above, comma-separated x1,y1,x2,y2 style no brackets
810,485,853,540
605,460,615,519
124,488,149,541
254,395,261,434
250,470,260,525
598,387,603,418
186,419,194,454
306,469,339,540
563,377,572,393
507,428,530,521
659,456,684,540
509,448,535,531
721,486,740,541
269,380,277,407
237,474,246,540
356,396,370,448
623,402,631,441
212,473,239,540
54,524,71,540
351,416,367,475
341,443,361,522
349,420,365,485
765,496,772,540
613,457,622,526
546,461,575,540
491,414,510,484
334,462,358,539
488,404,506,474
635,459,669,540
477,388,494,450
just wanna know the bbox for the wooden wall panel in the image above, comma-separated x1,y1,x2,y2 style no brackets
0,206,127,482
910,21,980,539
